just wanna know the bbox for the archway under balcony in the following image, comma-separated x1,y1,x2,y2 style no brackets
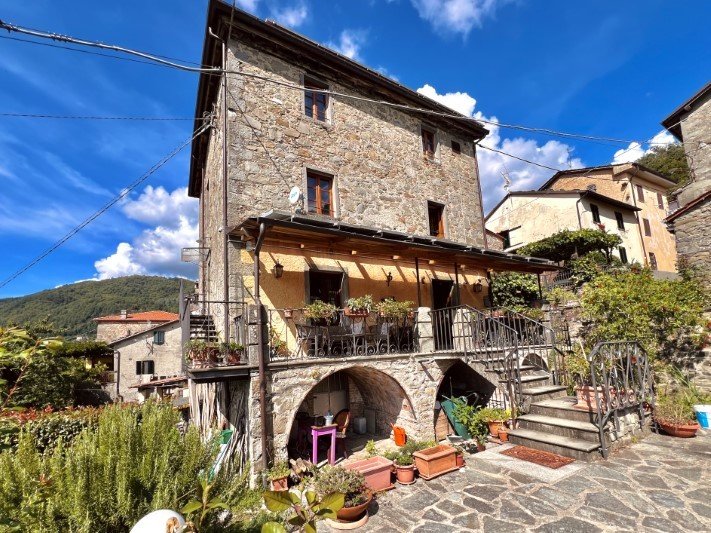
283,365,417,463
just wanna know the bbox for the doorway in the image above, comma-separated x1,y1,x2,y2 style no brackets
308,270,344,307
431,279,454,350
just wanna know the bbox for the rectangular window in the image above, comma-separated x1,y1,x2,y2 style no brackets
422,128,436,158
590,203,601,223
619,246,628,264
451,140,461,154
657,192,664,209
304,76,328,122
643,218,652,236
636,184,645,202
153,330,165,345
615,211,625,230
500,230,511,249
135,360,155,375
649,252,658,271
427,201,445,238
306,170,334,216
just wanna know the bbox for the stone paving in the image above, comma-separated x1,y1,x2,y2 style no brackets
325,431,711,532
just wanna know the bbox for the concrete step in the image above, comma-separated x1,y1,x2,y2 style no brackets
517,413,605,444
519,386,568,410
502,372,551,386
491,364,539,375
507,428,601,462
529,398,600,423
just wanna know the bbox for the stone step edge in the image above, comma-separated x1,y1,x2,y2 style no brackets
517,413,600,433
507,428,600,452
521,385,567,396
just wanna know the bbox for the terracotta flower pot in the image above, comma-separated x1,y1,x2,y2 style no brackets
498,429,509,442
413,444,458,480
657,419,700,438
487,420,504,436
344,307,369,318
345,456,393,492
395,464,416,484
455,453,464,467
336,491,372,521
283,309,294,319
270,476,288,491
476,442,487,452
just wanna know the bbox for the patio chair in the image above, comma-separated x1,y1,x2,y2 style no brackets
333,409,350,459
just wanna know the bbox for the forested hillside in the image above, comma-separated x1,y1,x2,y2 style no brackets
0,276,194,338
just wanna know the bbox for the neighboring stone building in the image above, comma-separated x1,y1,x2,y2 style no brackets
183,1,586,475
538,164,678,272
485,189,645,265
662,82,711,282
94,310,179,343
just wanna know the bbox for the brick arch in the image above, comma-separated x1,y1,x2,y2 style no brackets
273,364,418,459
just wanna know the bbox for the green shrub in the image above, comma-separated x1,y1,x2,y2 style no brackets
517,229,622,263
312,466,367,507
489,272,539,308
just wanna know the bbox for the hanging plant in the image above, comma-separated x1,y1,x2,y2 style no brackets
304,300,338,320
345,295,374,316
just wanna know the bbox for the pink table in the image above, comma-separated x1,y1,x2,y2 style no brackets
311,424,337,465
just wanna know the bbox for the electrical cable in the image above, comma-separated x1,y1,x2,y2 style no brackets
0,112,205,121
0,119,213,290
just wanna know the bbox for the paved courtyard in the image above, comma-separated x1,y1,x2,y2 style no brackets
328,431,711,532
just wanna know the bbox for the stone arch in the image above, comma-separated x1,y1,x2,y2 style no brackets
273,364,418,460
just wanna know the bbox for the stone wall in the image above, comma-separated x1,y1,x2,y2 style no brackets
672,196,711,284
112,322,183,401
96,320,160,343
677,93,711,206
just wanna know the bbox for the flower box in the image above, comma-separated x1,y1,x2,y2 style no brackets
344,456,394,492
413,444,458,480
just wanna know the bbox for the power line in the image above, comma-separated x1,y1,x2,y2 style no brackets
478,144,564,172
0,112,205,121
0,119,213,290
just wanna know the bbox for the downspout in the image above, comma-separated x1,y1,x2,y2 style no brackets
415,257,422,307
454,262,461,305
253,222,268,469
575,193,584,229
114,349,120,400
221,39,230,346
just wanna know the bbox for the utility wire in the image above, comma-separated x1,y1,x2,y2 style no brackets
478,145,564,172
0,119,213,290
1,19,702,150
0,112,205,121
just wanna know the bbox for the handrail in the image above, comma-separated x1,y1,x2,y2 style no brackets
588,341,653,458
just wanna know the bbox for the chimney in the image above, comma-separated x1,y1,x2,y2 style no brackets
120,310,128,319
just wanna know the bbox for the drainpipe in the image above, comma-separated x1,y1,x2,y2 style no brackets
253,222,268,469
415,257,422,307
575,193,584,229
454,262,461,305
221,40,231,347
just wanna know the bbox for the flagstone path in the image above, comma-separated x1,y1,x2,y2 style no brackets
324,431,710,532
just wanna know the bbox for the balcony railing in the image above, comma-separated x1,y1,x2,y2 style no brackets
267,308,417,362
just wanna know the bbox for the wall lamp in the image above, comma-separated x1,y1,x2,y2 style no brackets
386,272,393,286
472,279,483,293
273,262,284,279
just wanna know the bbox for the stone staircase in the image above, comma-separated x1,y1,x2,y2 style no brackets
189,313,219,342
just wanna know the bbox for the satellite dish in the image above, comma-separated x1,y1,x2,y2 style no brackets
288,186,302,205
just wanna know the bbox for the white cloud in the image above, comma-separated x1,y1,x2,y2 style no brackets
416,84,584,211
93,186,199,280
237,0,260,12
271,1,308,27
327,30,367,61
612,129,676,164
411,0,509,36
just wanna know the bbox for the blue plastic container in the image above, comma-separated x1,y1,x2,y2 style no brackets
696,410,709,429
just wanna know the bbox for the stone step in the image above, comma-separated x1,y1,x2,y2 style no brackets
519,386,568,410
491,364,539,375
529,398,600,423
517,413,605,444
502,372,551,385
507,428,601,462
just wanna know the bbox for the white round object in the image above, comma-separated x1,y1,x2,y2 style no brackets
130,510,185,533
288,186,302,205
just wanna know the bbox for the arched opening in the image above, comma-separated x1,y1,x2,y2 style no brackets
286,366,415,462
434,361,498,441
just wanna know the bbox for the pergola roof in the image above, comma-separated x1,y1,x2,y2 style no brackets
232,210,558,273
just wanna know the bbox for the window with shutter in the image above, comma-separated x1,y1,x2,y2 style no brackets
619,246,628,264
636,185,645,202
643,218,652,236
153,330,165,345
422,128,436,158
657,192,664,209
304,76,328,122
615,211,625,230
590,204,601,223
427,202,445,237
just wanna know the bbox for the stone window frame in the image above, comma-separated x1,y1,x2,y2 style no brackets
426,200,447,238
300,73,333,125
419,124,440,163
302,166,340,218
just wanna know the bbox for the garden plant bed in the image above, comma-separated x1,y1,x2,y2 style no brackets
500,445,576,469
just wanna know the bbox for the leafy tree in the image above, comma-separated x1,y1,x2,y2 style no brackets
516,229,622,263
637,144,691,189
490,272,540,308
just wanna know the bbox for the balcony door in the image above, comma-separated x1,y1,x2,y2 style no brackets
432,279,455,350
308,270,344,308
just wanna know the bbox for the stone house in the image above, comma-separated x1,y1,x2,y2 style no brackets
93,311,183,401
485,188,645,265
535,164,678,273
183,1,644,475
662,82,711,282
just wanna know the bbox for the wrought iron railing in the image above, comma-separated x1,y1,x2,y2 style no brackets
588,341,653,458
267,308,417,362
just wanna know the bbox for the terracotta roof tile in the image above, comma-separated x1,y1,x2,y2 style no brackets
94,310,179,322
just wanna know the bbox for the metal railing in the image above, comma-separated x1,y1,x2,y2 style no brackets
267,308,417,362
588,341,653,458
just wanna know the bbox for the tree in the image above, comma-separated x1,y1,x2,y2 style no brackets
637,144,691,189
516,229,622,263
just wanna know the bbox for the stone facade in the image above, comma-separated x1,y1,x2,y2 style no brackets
110,322,183,401
675,90,711,207
96,320,158,343
671,196,711,283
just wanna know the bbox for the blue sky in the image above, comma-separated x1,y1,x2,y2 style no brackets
0,0,709,297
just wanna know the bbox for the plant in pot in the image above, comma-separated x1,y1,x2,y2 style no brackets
654,390,701,438
345,295,374,317
476,407,510,437
221,342,244,365
566,347,613,411
185,340,207,367
267,461,292,491
268,327,289,358
453,444,465,467
375,299,414,319
313,466,372,524
304,300,338,322
393,452,416,485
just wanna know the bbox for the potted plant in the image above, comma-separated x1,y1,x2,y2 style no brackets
476,407,510,437
566,348,615,411
185,340,208,367
283,308,294,319
313,466,372,523
345,455,394,492
345,295,374,317
268,327,289,358
498,427,509,442
453,445,465,467
267,461,291,491
221,342,244,365
393,453,416,484
413,443,458,480
376,299,414,319
654,391,701,438
304,300,338,321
